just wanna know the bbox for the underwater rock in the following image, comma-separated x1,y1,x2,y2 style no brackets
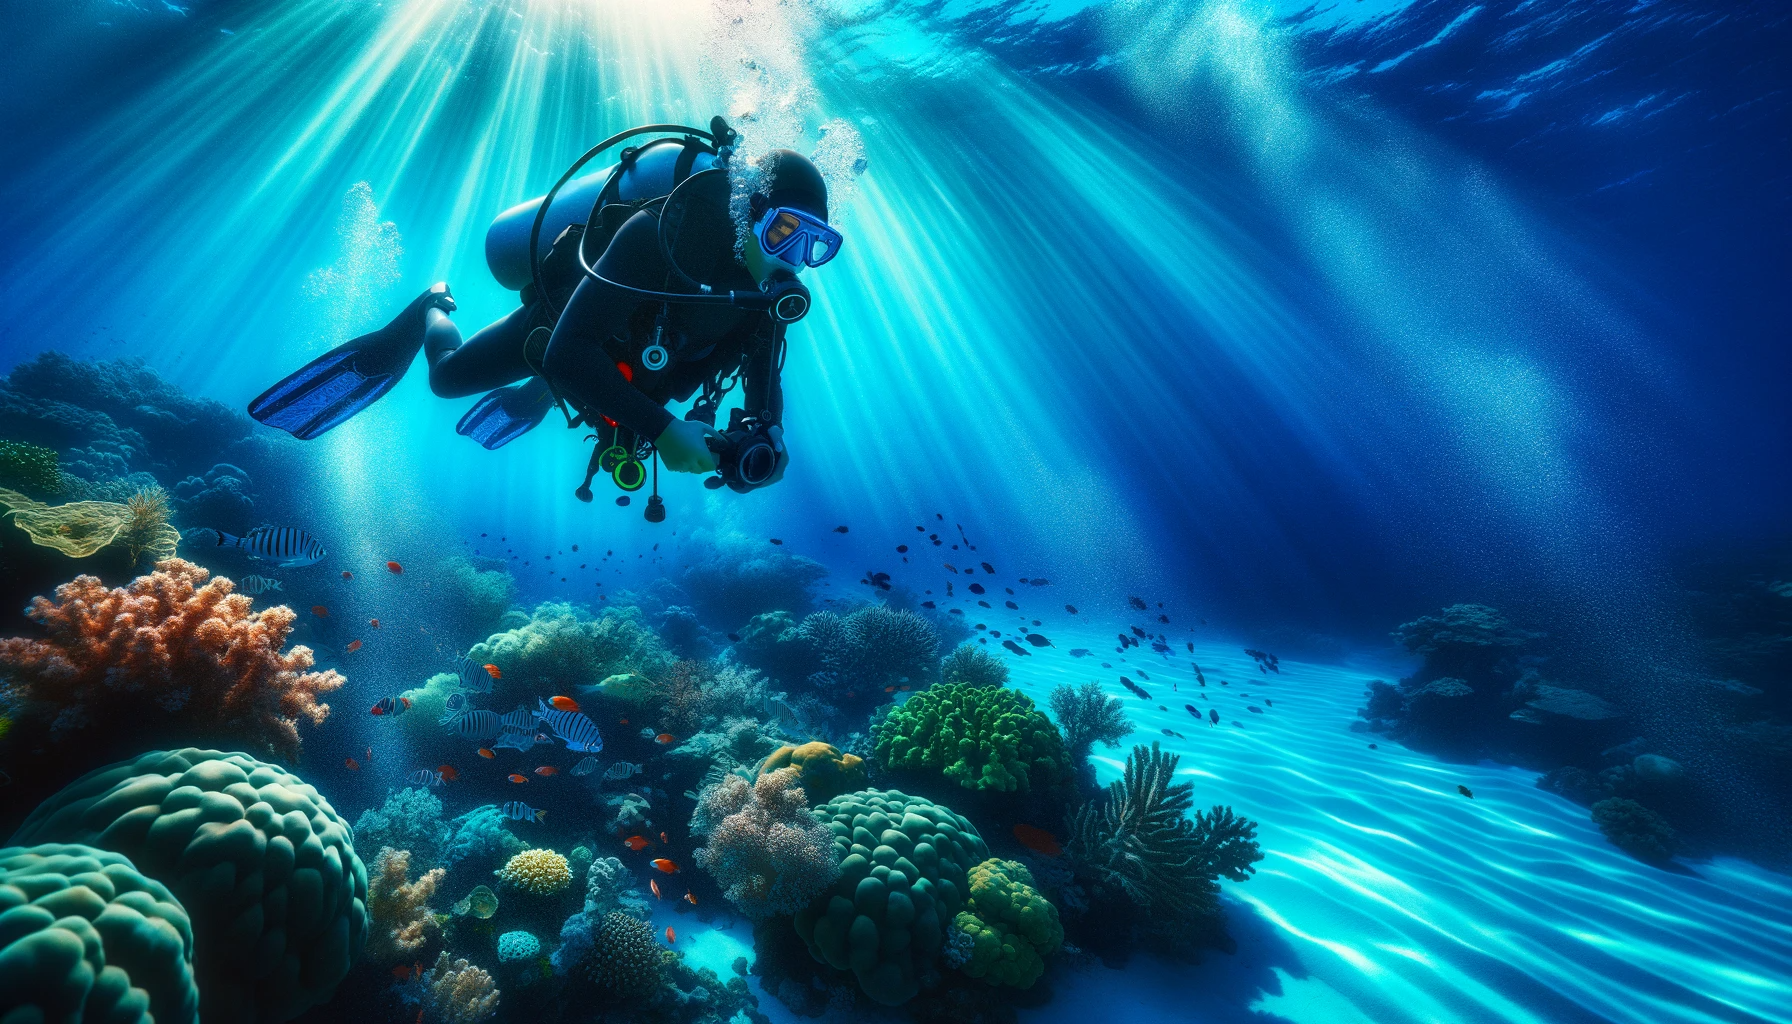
469,601,672,699
1511,684,1621,724
552,856,650,976
794,788,991,1006
169,463,255,533
692,768,841,919
10,748,369,1023
670,532,828,625
1633,753,1685,785
0,842,199,1024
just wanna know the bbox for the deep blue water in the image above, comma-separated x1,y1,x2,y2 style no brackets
0,1,1787,1022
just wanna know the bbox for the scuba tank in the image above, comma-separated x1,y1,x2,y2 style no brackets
483,135,724,292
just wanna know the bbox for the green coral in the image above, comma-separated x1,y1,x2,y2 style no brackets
794,789,990,1006
0,439,62,494
468,602,672,698
949,859,1061,989
0,843,198,1024
9,748,370,1024
873,683,1069,793
756,741,867,802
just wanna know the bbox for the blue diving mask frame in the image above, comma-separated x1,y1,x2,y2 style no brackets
756,207,842,269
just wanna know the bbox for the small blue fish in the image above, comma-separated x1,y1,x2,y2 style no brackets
236,574,283,595
210,526,325,567
1209,708,1219,725
502,800,546,823
409,769,443,788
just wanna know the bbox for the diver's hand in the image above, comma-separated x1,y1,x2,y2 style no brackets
765,425,789,485
656,418,721,474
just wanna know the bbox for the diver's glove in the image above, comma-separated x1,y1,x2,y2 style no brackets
656,418,721,474
765,425,789,485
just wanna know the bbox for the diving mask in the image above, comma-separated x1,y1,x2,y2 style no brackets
757,207,842,269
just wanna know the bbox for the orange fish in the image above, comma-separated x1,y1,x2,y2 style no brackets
550,695,580,712
651,858,679,874
650,878,662,899
346,640,362,653
508,774,528,784
619,718,629,725
345,757,360,771
654,733,675,745
534,766,558,776
476,748,495,759
1011,824,1063,857
312,605,329,617
683,892,697,905
483,663,502,679
342,571,353,580
436,764,459,782
623,836,650,851
884,686,896,693
898,685,911,691
659,831,668,844
370,618,380,628
666,926,676,944
387,561,403,574
392,965,411,981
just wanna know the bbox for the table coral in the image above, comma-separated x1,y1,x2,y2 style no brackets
495,849,572,896
368,847,446,961
0,843,199,1024
874,683,1069,794
692,767,841,919
10,747,369,1023
420,951,500,1024
0,558,342,760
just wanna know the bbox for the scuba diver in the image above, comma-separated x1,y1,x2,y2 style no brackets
248,118,841,514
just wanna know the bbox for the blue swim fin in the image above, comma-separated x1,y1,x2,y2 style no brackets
249,284,454,440
457,376,556,450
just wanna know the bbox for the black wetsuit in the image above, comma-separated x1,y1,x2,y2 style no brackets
427,179,783,443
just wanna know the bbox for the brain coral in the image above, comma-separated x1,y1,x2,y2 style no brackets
873,683,1069,794
496,930,541,963
0,843,199,1024
949,859,1062,988
794,789,991,1005
9,748,370,1023
756,742,866,802
495,849,572,896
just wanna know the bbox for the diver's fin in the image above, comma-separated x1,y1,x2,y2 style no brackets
249,283,455,440
456,376,555,450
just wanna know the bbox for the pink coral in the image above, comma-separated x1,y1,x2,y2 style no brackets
0,558,341,759
692,767,840,919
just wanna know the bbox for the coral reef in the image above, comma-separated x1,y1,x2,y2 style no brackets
169,463,255,533
949,859,1062,989
875,683,1069,794
0,842,198,1024
10,748,369,1023
794,788,991,1005
420,951,500,1024
496,849,572,896
0,559,342,761
692,767,841,920
1066,742,1261,939
445,806,525,868
756,741,866,802
354,787,450,870
367,847,446,961
581,911,672,997
672,532,828,626
468,602,673,698
497,930,542,962
654,659,771,734
1591,798,1679,862
803,605,942,693
0,439,63,494
436,555,518,644
669,717,784,785
941,643,1010,689
1048,681,1135,765
552,856,651,975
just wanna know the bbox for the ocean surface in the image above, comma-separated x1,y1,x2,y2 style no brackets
0,1,1786,1022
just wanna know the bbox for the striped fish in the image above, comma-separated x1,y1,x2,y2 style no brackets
452,709,502,742
535,698,603,753
601,761,642,781
408,769,444,788
236,574,283,595
570,756,601,777
501,707,536,733
502,801,546,823
438,692,469,725
492,726,550,752
455,655,493,693
212,526,325,567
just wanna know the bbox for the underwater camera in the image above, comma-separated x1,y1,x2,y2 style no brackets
706,409,780,492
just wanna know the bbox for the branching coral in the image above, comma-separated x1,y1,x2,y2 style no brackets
0,843,199,1024
11,748,369,1024
692,768,841,920
941,643,1009,689
421,952,499,1024
950,859,1062,988
655,658,771,733
0,559,342,760
354,788,450,870
1065,742,1261,924
874,683,1069,794
468,602,672,698
495,849,572,896
367,847,446,961
1048,682,1135,761
552,857,650,976
1591,798,1678,862
756,742,866,802
802,605,942,692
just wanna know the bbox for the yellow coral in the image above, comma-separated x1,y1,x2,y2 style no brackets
367,847,446,961
757,741,866,802
422,951,499,1024
495,848,571,896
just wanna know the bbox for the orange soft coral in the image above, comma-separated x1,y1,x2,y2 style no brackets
0,558,342,759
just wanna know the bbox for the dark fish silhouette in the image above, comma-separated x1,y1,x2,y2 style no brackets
1029,579,1049,586
1128,596,1147,611
1002,640,1031,657
1209,708,1220,725
1024,633,1052,648
1066,604,1078,614
897,545,909,553
1458,785,1474,799
1158,614,1169,623
1120,677,1150,700
1185,704,1201,717
727,633,742,642
834,525,849,533
1068,649,1092,658
1247,706,1262,713
921,601,936,609
1005,600,1018,610
769,538,783,545
1131,626,1148,638
969,583,985,594
980,562,995,574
